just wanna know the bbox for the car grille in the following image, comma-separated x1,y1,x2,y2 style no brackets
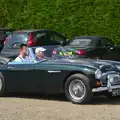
100,65,118,73
107,74,120,86
100,65,120,86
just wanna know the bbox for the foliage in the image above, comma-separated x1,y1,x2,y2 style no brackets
0,0,120,43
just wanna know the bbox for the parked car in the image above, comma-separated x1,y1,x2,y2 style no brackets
64,36,120,61
0,28,14,51
1,29,67,58
0,45,120,104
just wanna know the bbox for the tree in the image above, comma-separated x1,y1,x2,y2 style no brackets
0,0,120,43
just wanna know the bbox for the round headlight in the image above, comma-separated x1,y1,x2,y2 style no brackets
95,69,102,79
107,75,114,83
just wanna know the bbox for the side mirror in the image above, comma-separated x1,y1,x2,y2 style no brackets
60,39,68,46
59,39,69,46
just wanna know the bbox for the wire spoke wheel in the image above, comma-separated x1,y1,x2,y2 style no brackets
65,74,92,104
69,79,86,100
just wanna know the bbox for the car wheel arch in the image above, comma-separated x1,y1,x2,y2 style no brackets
62,71,87,91
63,72,93,104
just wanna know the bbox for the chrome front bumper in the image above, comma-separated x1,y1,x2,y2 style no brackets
92,85,120,92
92,73,120,92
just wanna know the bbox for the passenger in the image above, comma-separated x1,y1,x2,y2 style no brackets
35,47,46,60
14,44,29,62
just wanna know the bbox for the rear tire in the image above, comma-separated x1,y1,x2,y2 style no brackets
0,73,5,96
64,73,92,104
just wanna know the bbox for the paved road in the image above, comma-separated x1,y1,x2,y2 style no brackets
0,94,120,120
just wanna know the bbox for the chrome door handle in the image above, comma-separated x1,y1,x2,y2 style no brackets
8,66,14,69
48,70,61,73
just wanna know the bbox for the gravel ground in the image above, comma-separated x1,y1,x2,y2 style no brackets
0,94,120,120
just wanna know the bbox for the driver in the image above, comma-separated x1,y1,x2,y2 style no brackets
35,47,46,60
14,44,30,62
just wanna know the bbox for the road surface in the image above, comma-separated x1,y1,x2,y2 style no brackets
0,94,120,120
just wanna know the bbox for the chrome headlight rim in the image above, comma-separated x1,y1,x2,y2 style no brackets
95,69,102,79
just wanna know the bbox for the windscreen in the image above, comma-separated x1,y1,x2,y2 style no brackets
5,32,29,48
32,45,69,61
1,32,29,56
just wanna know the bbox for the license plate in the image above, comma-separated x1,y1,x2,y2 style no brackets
112,89,120,96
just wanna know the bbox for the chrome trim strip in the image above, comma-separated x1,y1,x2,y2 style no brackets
48,70,61,73
92,87,108,92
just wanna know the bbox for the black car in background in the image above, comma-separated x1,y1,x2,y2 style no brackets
0,28,14,51
65,36,120,61
1,29,67,58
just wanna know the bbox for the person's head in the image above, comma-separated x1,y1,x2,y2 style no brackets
35,47,46,59
20,44,28,57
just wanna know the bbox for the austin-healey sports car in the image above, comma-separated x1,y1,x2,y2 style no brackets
0,45,120,104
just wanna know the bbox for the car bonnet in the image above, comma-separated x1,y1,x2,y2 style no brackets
54,58,114,69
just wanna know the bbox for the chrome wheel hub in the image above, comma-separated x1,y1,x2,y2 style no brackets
69,79,86,100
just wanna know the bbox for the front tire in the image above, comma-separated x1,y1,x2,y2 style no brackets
65,73,92,104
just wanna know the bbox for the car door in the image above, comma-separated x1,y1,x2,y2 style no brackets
5,61,35,93
100,38,120,61
113,45,120,61
87,38,109,59
33,61,65,94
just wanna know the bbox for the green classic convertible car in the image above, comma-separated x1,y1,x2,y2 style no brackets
0,45,120,104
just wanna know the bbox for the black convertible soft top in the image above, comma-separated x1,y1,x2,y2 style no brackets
73,36,105,40
71,36,111,45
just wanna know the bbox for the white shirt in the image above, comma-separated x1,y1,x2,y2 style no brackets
14,56,26,62
14,55,33,62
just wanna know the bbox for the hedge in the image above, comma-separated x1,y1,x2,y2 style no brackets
0,0,120,43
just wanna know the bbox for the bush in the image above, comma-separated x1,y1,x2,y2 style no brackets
0,0,120,43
